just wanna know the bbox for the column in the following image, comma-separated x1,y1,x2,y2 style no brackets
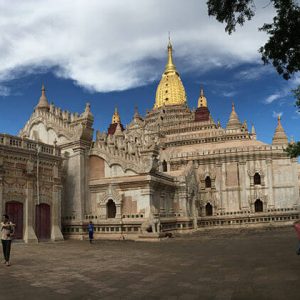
64,145,88,221
51,184,64,241
238,161,248,210
116,203,122,219
266,159,274,208
23,178,38,243
221,162,227,213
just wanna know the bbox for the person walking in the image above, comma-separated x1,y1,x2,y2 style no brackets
88,221,94,244
294,220,300,255
1,214,15,266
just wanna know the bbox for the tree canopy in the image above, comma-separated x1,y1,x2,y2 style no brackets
207,0,300,156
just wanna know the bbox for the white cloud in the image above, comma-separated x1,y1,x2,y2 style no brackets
0,85,10,96
272,111,283,118
222,91,237,97
0,0,276,93
265,93,281,104
265,74,300,104
235,65,274,80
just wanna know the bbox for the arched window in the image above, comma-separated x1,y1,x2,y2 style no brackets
162,160,167,172
107,199,116,218
205,176,211,188
205,203,213,216
254,173,261,185
254,199,263,212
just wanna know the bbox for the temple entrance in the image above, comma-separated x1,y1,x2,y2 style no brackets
5,201,23,239
35,204,51,240
107,199,116,218
205,203,213,216
254,199,263,212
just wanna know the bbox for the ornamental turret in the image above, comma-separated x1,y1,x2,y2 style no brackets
195,88,210,122
36,84,50,111
108,107,124,135
226,102,242,130
272,115,288,145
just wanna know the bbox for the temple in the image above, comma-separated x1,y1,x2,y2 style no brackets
0,40,299,242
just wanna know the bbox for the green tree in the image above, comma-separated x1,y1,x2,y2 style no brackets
207,0,300,156
285,141,300,158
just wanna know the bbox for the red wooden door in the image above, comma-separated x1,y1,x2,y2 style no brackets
35,204,51,240
5,201,23,239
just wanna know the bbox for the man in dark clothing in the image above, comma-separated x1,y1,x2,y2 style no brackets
88,221,94,244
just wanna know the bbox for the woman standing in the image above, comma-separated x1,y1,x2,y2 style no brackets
1,214,15,266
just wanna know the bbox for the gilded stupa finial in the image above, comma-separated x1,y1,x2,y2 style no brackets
112,107,121,124
198,86,207,108
165,34,177,74
232,102,235,111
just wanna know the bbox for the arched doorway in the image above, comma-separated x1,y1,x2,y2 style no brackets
35,204,51,240
5,201,23,239
107,199,116,218
254,199,263,212
205,203,213,216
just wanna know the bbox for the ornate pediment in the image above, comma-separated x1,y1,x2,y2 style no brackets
97,184,122,206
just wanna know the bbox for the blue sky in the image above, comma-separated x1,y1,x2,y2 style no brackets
0,0,299,144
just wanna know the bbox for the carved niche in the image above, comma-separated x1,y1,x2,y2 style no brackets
96,184,122,219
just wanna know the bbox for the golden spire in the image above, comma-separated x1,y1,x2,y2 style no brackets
36,83,50,110
112,107,121,124
197,87,208,108
164,36,177,74
154,38,187,108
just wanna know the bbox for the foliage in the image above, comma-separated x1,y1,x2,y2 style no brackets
284,142,300,158
207,0,255,34
259,0,300,80
293,85,300,109
207,0,300,105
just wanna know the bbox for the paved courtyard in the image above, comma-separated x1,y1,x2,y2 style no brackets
0,227,299,300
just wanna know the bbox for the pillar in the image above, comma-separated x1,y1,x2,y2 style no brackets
238,161,248,210
23,178,38,243
51,185,64,241
266,159,274,208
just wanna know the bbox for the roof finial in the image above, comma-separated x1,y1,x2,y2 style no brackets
272,115,288,145
165,33,176,74
200,87,204,97
232,101,235,111
36,83,49,110
112,107,120,124
198,86,207,108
